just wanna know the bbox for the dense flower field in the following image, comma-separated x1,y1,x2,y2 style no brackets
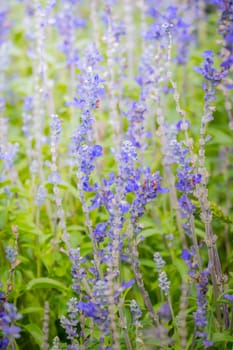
0,0,233,349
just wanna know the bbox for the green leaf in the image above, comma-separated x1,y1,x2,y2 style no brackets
21,307,44,315
213,332,233,343
26,277,67,291
173,258,189,282
23,324,43,347
140,228,161,239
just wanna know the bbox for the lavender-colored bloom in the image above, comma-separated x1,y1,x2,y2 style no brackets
0,10,11,46
158,271,170,295
223,294,233,302
56,1,86,66
117,279,135,296
130,169,167,234
145,3,195,65
5,246,16,265
50,114,62,143
69,248,86,294
23,96,33,111
130,299,142,326
0,96,5,111
48,171,62,185
0,337,9,350
0,121,18,170
158,302,171,320
154,252,165,273
181,249,191,265
61,298,79,341
76,279,110,333
68,46,105,202
35,186,47,206
119,200,130,213
203,339,214,348
176,119,190,131
0,300,22,342
165,233,174,247
193,269,212,347
93,280,109,309
93,223,107,243
163,122,201,237
77,301,98,319
195,50,227,84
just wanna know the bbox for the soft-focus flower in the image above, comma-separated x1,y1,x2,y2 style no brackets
158,271,170,295
130,299,142,326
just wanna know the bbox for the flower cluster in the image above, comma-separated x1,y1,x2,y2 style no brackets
195,50,227,84
69,45,104,193
0,292,21,349
154,252,170,296
193,269,213,348
130,299,142,326
56,0,86,67
145,4,195,66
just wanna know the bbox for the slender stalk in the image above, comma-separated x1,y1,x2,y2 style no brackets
128,224,159,328
119,298,133,350
107,266,120,350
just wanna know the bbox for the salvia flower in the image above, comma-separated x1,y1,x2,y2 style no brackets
195,50,227,84
69,248,86,294
193,269,213,348
130,299,142,326
153,252,165,273
50,114,62,143
158,302,171,320
5,246,16,265
60,298,79,342
223,294,233,302
56,0,85,67
0,296,22,345
158,271,170,296
48,171,62,185
35,185,47,206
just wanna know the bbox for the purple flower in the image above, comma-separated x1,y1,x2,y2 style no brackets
50,114,62,143
5,246,16,265
93,223,107,243
78,301,98,318
158,271,170,295
0,10,11,46
181,249,191,264
119,200,130,213
69,248,86,294
92,145,102,157
0,300,21,342
48,171,62,185
195,50,227,83
203,339,214,348
158,303,171,320
193,269,212,347
60,297,80,341
154,252,165,273
223,294,233,302
35,186,47,206
130,300,142,326
0,337,9,350
55,1,86,66
176,120,190,131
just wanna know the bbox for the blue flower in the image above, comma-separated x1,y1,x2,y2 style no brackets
48,171,62,185
93,223,107,243
223,294,233,302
